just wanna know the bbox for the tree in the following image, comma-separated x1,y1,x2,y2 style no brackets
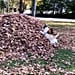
65,0,71,14
19,0,24,13
69,0,75,14
57,1,66,14
36,0,69,14
32,0,36,16
0,0,6,13
36,0,52,14
36,0,75,15
4,0,9,12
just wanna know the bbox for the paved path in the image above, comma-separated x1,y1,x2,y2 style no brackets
0,14,75,22
36,17,75,22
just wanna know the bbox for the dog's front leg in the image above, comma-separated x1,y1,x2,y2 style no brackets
40,31,45,35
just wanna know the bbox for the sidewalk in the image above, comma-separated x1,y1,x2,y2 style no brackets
36,17,75,22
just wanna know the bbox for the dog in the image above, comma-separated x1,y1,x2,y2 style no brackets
40,25,59,47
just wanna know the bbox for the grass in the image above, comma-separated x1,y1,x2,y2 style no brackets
0,49,75,74
44,21,75,34
38,58,48,65
45,21,75,72
52,49,75,71
50,72,64,75
0,59,26,68
36,49,75,74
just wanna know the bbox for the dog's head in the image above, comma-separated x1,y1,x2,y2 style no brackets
43,25,56,35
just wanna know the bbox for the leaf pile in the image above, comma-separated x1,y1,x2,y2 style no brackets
0,14,75,74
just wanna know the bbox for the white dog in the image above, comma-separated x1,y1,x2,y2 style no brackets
40,25,59,47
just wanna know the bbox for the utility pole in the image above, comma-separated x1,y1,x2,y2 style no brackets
32,0,36,16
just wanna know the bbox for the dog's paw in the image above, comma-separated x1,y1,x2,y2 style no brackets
40,31,44,34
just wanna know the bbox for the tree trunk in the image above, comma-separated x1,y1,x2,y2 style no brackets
53,3,56,15
32,0,36,16
19,0,24,13
60,7,63,14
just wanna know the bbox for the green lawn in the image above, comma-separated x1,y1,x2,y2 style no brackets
0,49,75,75
53,49,75,71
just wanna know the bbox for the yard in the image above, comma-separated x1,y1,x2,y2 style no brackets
0,14,75,75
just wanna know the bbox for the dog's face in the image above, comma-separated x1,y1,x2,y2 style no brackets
42,25,56,36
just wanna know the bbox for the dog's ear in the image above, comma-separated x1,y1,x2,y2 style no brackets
43,24,47,29
47,28,54,34
50,28,54,34
47,29,51,34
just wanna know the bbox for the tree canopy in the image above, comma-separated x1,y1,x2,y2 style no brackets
36,0,75,14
